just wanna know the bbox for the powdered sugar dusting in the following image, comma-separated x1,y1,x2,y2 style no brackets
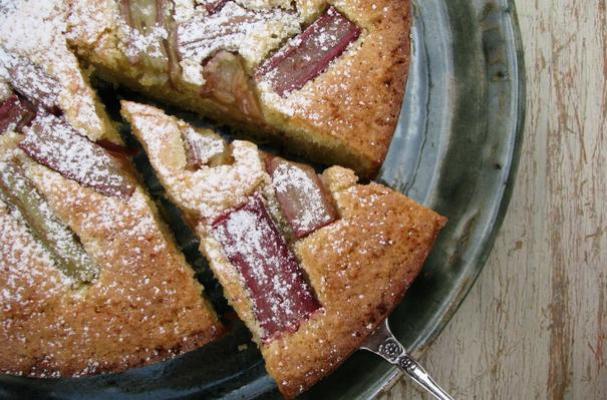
183,126,226,167
0,0,111,141
122,101,267,221
0,79,10,100
212,194,320,340
0,199,70,303
0,48,61,113
0,161,98,283
121,22,169,62
20,112,134,199
177,1,300,67
0,153,220,377
173,140,266,220
255,6,361,96
258,79,312,117
270,160,336,238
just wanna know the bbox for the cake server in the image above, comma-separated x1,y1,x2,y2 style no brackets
360,319,455,400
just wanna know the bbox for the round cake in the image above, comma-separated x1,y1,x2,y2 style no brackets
0,1,447,398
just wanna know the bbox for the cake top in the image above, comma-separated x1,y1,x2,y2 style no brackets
1,151,220,374
65,0,412,177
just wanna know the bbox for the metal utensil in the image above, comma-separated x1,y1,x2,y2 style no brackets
360,319,455,400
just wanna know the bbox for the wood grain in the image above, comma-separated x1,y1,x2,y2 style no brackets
381,0,607,398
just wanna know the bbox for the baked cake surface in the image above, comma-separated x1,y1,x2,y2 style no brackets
66,0,412,177
0,141,223,376
0,1,222,377
0,1,440,396
122,101,446,398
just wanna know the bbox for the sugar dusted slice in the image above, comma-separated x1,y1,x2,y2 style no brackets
118,101,447,398
0,94,35,134
19,113,135,199
266,156,338,238
211,194,321,340
255,6,361,96
0,161,98,283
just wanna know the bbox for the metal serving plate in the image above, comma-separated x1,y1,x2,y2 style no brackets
0,0,524,398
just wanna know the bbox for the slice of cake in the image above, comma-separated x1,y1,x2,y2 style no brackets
66,0,412,177
0,5,223,377
121,101,446,398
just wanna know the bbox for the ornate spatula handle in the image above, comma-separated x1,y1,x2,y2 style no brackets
360,319,455,400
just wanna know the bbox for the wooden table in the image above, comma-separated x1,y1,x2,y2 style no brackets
382,1,607,398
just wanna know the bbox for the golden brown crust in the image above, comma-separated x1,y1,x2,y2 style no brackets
66,0,412,177
265,179,446,398
261,0,412,177
0,147,223,376
0,158,223,376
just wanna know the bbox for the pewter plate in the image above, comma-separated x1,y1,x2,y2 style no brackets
0,0,524,398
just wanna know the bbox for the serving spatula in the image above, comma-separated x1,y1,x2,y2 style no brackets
360,319,455,400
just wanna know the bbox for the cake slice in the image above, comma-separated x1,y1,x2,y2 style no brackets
0,4,223,377
66,0,412,177
121,101,446,398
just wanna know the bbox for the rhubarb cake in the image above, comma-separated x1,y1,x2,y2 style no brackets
121,101,446,398
0,4,222,376
66,0,412,177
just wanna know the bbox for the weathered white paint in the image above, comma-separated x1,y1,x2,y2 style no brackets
382,1,607,398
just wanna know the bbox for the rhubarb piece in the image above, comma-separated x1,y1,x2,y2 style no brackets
176,3,296,60
119,0,181,79
256,6,361,96
0,94,35,134
96,139,139,158
0,161,99,283
201,51,262,121
266,156,338,238
212,194,321,340
155,0,183,85
6,55,62,114
119,0,158,33
200,0,229,14
163,17,183,86
181,127,230,168
176,5,254,59
19,113,135,199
